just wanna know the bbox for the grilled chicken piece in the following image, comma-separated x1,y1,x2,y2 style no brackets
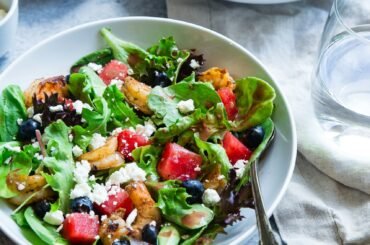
24,76,68,107
121,76,152,115
99,209,129,245
78,137,124,170
6,172,55,205
125,182,161,240
198,67,235,90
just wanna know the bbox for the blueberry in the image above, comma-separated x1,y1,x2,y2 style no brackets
112,238,131,245
32,200,51,219
142,224,157,244
236,126,265,149
152,71,172,87
181,180,205,204
71,196,93,213
18,119,41,141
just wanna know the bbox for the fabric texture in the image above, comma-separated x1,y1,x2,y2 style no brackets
166,0,370,244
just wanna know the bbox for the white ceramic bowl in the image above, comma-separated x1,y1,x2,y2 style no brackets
0,17,296,245
0,0,18,57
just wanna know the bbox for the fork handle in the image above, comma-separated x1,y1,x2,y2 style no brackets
251,160,279,245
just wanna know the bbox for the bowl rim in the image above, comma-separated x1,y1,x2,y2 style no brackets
0,16,297,245
0,0,18,26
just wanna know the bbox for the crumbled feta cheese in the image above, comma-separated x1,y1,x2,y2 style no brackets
89,175,96,181
44,210,64,226
68,134,74,142
125,163,146,182
189,59,201,69
27,107,34,117
202,189,221,206
91,184,109,205
89,210,95,217
126,209,138,228
177,99,195,114
108,169,131,186
17,118,23,126
73,100,93,115
17,183,26,191
34,153,44,161
49,105,64,112
110,79,124,89
107,163,146,187
73,160,91,184
101,215,108,222
111,127,123,136
194,166,201,172
135,120,156,138
94,235,100,240
89,133,106,150
33,113,42,124
234,159,247,178
72,145,83,158
88,62,103,73
149,220,157,226
127,68,134,75
70,182,92,199
32,141,40,149
5,145,21,152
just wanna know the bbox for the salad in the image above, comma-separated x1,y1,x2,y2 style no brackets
0,28,276,245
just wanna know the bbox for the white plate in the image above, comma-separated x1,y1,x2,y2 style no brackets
0,17,297,245
224,0,299,4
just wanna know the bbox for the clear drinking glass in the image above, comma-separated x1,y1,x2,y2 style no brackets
311,0,370,158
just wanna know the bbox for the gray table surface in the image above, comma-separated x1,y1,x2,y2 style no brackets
0,0,259,244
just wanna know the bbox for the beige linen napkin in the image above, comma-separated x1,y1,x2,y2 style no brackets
166,0,370,244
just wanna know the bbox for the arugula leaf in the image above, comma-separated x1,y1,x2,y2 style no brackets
194,134,232,179
0,85,27,141
68,66,106,105
24,207,68,245
233,77,276,131
153,109,205,144
42,157,74,213
43,120,73,161
158,188,214,230
132,145,162,181
103,85,143,129
148,82,222,127
73,97,111,150
70,48,113,73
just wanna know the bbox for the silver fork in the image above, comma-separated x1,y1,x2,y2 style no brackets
250,131,279,245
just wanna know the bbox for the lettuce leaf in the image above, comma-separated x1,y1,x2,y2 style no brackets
148,81,222,127
153,109,205,144
24,207,68,245
194,134,232,179
0,142,33,198
42,121,74,212
68,66,107,105
72,97,111,150
0,85,27,141
103,85,143,129
43,120,73,161
232,77,275,131
132,145,162,181
158,187,214,230
42,157,74,213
